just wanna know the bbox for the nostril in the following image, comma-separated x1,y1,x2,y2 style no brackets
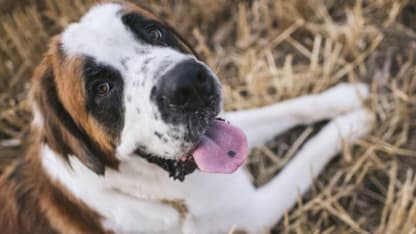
173,87,192,106
196,71,207,83
157,96,165,103
208,96,217,105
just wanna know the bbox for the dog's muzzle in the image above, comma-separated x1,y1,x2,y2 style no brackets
151,58,221,142
144,59,248,181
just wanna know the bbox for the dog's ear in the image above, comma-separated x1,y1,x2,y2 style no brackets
31,41,114,175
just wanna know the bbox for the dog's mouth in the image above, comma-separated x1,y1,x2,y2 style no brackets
134,118,248,181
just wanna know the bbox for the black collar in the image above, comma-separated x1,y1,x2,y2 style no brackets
134,148,197,182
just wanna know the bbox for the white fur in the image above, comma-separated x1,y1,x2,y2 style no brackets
40,3,373,234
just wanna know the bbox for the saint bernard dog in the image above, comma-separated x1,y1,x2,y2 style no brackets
0,1,373,233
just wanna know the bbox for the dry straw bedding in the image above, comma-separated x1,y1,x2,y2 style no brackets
1,0,416,233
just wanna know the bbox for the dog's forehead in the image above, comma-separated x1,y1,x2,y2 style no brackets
61,3,159,65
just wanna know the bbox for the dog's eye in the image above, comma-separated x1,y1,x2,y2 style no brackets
94,82,112,97
147,27,163,41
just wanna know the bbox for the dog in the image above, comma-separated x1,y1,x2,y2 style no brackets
0,1,372,233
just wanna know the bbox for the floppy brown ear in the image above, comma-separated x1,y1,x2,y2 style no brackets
31,44,113,175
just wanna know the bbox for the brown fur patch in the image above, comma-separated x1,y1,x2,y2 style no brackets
0,31,124,232
54,53,114,160
52,37,117,164
0,143,112,233
117,0,160,20
31,37,119,174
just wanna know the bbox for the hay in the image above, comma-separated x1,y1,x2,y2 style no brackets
1,0,415,232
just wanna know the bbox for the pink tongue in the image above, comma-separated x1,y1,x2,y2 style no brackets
192,120,248,173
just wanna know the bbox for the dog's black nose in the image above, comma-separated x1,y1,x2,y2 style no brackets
153,59,216,111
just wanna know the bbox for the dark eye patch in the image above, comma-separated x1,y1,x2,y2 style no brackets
83,57,125,138
121,13,189,53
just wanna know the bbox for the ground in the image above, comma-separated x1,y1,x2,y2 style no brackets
0,0,415,233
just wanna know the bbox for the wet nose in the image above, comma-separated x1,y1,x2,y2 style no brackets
152,59,216,111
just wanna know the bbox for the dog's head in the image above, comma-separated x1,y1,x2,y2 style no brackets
31,1,247,181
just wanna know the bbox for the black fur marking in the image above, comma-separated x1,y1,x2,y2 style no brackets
172,135,180,140
134,148,197,182
121,13,190,54
150,86,157,98
40,69,110,174
143,57,152,66
84,57,125,138
228,151,236,158
141,57,153,77
141,58,153,77
134,47,149,54
152,60,171,80
120,57,130,70
154,131,163,139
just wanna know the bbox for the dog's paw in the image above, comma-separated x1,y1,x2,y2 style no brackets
332,109,374,143
319,82,370,114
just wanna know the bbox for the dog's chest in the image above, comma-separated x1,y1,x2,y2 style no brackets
100,197,186,234
93,176,192,233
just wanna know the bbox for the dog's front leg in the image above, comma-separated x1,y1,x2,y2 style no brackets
244,110,373,231
223,83,369,148
97,190,183,234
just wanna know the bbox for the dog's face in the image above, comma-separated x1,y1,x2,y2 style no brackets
62,2,222,162
32,2,247,181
